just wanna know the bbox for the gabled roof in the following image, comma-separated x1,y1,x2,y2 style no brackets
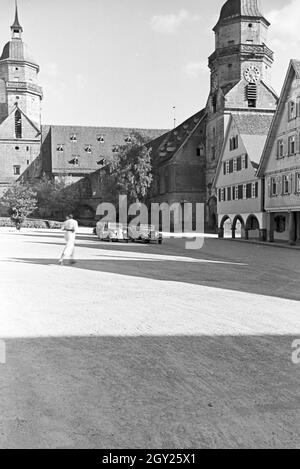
149,109,206,165
213,112,273,188
257,59,300,177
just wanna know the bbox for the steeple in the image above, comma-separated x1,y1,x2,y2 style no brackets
11,1,23,40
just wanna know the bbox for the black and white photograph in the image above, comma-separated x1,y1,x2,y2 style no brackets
0,0,300,454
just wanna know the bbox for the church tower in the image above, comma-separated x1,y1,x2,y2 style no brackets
206,0,278,228
0,2,43,196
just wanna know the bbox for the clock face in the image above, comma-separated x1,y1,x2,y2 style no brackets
244,66,260,83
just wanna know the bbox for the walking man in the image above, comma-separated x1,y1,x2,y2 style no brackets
59,214,79,266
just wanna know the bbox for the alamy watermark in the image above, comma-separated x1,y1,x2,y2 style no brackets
0,340,6,364
291,340,300,365
96,196,205,250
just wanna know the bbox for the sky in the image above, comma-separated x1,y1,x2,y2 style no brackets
0,0,298,129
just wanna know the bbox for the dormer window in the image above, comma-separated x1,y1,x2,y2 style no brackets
70,134,77,142
97,158,106,166
112,146,119,153
57,145,64,152
97,136,105,142
85,145,92,153
125,136,132,143
69,157,79,166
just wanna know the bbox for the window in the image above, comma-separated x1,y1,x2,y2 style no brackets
212,94,217,113
237,156,242,171
57,145,64,152
227,187,231,201
15,146,19,151
282,175,290,194
85,145,92,153
271,177,277,196
296,173,300,193
237,185,243,200
288,101,296,121
226,161,230,174
229,159,234,173
15,110,22,139
277,139,284,159
243,184,247,200
235,186,239,200
27,160,30,165
73,157,79,166
252,182,256,198
211,146,216,160
246,183,252,199
229,136,238,151
13,165,20,175
243,154,248,169
246,84,257,108
70,134,77,142
288,136,296,156
233,158,237,172
26,146,30,152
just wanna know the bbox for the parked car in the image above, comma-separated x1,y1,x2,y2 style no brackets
128,224,163,244
95,221,129,242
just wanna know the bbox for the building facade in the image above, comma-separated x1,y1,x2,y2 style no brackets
0,5,43,198
214,113,272,240
258,60,300,245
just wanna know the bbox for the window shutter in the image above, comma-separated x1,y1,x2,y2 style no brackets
229,159,233,173
218,189,221,202
246,183,252,199
223,162,226,175
283,138,288,157
232,186,235,200
237,156,242,171
245,154,248,169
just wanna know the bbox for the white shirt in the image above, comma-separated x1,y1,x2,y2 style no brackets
63,219,78,233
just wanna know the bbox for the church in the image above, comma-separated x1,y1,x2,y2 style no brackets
0,0,283,230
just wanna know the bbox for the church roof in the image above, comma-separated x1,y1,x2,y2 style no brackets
150,109,206,165
0,40,38,66
214,0,269,29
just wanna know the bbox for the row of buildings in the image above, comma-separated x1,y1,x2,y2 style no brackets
214,59,300,245
0,1,299,244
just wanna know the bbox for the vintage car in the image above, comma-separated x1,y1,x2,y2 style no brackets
128,224,163,244
95,221,129,242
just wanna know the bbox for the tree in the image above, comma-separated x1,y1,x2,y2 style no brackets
35,175,81,219
106,132,153,205
0,180,38,228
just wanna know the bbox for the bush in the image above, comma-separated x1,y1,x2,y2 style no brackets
0,217,62,229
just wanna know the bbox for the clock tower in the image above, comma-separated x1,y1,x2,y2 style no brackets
205,0,278,229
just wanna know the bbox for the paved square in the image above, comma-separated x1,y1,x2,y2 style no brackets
0,228,300,448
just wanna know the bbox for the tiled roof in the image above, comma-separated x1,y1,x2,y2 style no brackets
43,125,168,174
291,59,300,79
233,113,273,136
149,109,206,165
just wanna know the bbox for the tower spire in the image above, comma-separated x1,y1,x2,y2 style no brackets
11,0,23,39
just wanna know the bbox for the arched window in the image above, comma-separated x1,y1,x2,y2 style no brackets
15,110,22,139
